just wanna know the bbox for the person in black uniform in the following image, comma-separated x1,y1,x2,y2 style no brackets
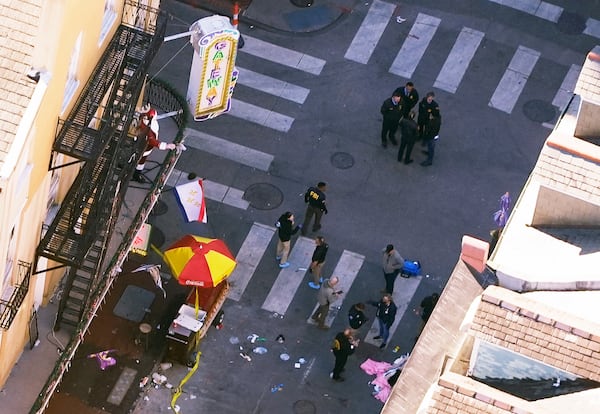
330,328,358,382
348,303,368,329
393,81,419,117
380,93,403,148
421,112,441,167
417,92,440,141
302,182,328,235
397,111,418,164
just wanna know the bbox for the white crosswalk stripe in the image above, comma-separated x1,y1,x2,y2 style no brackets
433,27,484,94
363,275,423,347
552,64,582,112
344,0,396,64
228,223,276,301
306,250,365,328
389,13,441,79
228,98,295,132
488,45,540,114
240,35,326,75
184,128,274,171
236,66,310,104
487,0,563,23
261,237,316,315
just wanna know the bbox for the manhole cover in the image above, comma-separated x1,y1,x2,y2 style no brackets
557,12,586,35
293,400,316,414
290,0,313,7
150,200,168,216
330,152,354,169
244,183,283,210
523,100,556,123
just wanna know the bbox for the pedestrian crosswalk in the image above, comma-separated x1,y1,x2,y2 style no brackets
389,13,441,79
343,1,586,116
219,220,423,348
215,34,324,132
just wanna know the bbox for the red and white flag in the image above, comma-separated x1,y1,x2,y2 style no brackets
174,179,207,223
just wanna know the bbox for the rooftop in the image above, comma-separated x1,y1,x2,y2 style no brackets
0,0,41,172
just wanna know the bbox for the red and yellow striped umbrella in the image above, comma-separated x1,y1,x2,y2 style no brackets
163,235,236,288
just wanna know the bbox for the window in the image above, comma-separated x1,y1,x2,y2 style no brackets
469,340,600,401
2,226,17,292
61,32,82,115
99,0,117,45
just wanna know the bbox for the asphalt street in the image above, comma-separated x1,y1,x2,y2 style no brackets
134,0,600,412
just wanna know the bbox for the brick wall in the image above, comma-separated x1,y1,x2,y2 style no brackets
531,185,600,226
575,100,600,140
470,286,600,382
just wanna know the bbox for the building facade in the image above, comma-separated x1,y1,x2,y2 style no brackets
0,0,162,389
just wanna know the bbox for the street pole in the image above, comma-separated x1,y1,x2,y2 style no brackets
232,2,245,49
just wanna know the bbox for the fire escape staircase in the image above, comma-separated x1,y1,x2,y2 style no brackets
36,8,167,330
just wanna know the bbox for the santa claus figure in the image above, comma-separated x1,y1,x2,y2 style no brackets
133,104,176,183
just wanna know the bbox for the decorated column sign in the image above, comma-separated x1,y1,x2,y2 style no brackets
187,16,239,121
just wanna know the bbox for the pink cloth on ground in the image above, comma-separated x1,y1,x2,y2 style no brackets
360,358,394,403
360,358,393,375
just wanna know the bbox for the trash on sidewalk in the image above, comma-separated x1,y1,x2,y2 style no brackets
239,351,252,362
247,333,263,343
280,353,290,361
276,334,285,343
139,376,150,388
87,349,117,370
152,372,168,385
396,16,407,23
229,336,240,344
270,383,284,393
160,362,173,371
253,346,268,354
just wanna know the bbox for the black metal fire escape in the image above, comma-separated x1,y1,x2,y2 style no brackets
35,3,167,330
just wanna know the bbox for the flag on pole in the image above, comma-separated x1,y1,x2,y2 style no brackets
174,179,207,223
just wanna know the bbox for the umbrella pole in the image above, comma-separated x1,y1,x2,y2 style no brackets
150,243,167,261
195,287,200,318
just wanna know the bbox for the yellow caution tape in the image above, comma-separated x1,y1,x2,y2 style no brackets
170,350,202,413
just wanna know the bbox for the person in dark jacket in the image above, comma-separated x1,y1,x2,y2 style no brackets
380,93,403,148
417,293,440,337
348,303,368,329
393,81,419,117
308,236,328,289
370,294,397,349
397,111,418,164
330,328,358,382
420,112,441,167
275,211,300,268
302,182,328,235
417,92,440,140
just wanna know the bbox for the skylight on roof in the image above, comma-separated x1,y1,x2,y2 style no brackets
469,340,600,401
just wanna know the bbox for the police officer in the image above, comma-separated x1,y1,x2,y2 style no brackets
380,93,403,148
393,81,419,117
302,182,328,235
417,92,440,141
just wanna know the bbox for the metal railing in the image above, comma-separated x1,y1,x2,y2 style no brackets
0,261,32,330
29,78,189,414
